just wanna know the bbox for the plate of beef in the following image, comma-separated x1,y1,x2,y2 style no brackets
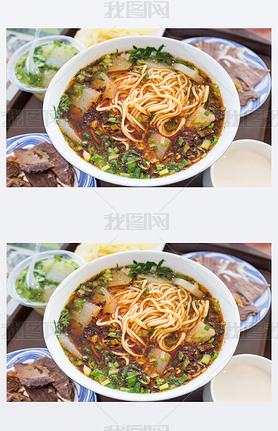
183,251,271,331
7,348,97,402
6,133,96,187
183,37,271,117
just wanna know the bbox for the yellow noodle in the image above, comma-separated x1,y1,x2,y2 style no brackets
96,280,208,357
96,66,208,142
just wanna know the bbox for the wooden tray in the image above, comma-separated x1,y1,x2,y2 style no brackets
7,242,271,402
6,28,271,188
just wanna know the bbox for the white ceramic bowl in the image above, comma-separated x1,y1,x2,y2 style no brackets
8,250,85,308
203,139,272,187
203,354,272,402
43,250,240,401
43,36,240,187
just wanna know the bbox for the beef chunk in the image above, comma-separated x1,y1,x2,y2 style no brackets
6,177,31,187
25,385,58,402
7,392,31,402
13,147,54,173
238,303,260,321
25,170,58,187
7,373,20,393
238,89,259,105
35,142,74,186
13,362,54,387
33,357,74,401
6,157,20,178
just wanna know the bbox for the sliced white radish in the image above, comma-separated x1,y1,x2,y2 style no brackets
144,60,169,70
106,270,132,287
185,106,215,130
108,54,131,72
186,321,215,344
174,63,204,84
93,287,117,314
71,301,101,327
151,133,170,161
93,72,116,99
57,118,82,145
149,348,171,375
58,333,82,359
72,86,101,111
173,277,204,298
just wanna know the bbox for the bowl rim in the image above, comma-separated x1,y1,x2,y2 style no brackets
209,353,272,401
7,35,85,93
7,250,85,308
209,138,272,187
43,249,240,401
43,35,240,187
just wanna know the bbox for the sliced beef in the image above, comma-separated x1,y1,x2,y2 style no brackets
7,392,31,402
13,362,54,387
222,62,269,92
238,89,259,105
6,177,31,187
7,373,20,393
35,142,74,186
6,157,20,178
25,385,58,402
13,147,54,173
25,170,58,187
195,40,270,106
238,304,259,321
33,357,74,401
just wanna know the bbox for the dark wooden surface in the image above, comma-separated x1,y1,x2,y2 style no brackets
6,28,271,188
7,243,272,402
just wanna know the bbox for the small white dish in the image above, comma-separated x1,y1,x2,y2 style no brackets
7,35,84,94
203,354,271,402
8,250,85,308
203,139,271,187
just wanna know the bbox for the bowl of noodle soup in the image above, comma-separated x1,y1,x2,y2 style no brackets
44,251,240,401
43,36,240,186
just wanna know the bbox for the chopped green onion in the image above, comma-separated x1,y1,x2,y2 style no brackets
201,354,211,365
101,379,111,386
159,383,169,391
159,168,169,176
178,352,184,361
201,139,211,150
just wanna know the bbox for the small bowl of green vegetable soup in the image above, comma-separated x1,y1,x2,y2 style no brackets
7,35,84,99
8,250,85,310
